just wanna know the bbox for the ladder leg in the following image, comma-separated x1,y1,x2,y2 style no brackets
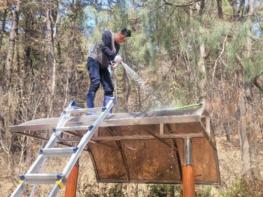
10,182,24,197
11,104,72,197
49,99,113,197
65,160,79,197
11,99,114,197
29,184,38,197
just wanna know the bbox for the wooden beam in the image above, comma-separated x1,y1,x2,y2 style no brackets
86,146,101,181
199,120,221,185
94,128,98,138
166,124,183,180
206,117,211,137
160,123,164,135
144,127,172,148
199,121,216,150
106,127,130,181
93,133,204,141
97,179,219,185
63,131,118,150
14,131,80,149
204,117,217,147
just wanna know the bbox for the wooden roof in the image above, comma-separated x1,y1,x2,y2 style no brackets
11,103,220,185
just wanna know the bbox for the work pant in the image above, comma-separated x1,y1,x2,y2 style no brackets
86,57,114,108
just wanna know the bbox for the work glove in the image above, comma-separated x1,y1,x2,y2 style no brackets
114,55,123,64
109,61,118,69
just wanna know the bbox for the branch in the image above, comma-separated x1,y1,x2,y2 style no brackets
212,34,228,83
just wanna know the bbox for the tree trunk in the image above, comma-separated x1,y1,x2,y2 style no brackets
248,0,254,17
239,0,262,182
237,84,252,179
115,65,128,112
228,0,238,18
5,0,20,87
237,80,261,181
15,30,21,87
216,0,223,18
0,9,7,49
238,0,245,18
199,0,205,16
246,0,254,58
46,1,59,116
197,42,207,99
115,0,129,112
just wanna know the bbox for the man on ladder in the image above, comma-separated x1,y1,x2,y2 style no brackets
87,28,131,110
10,29,131,197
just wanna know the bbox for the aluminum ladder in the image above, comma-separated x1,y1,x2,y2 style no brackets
10,98,114,197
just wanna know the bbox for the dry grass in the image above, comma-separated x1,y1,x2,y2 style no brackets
1,134,262,196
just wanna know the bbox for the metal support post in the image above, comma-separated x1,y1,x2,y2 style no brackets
182,138,195,197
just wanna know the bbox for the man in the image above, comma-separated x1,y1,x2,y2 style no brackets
87,28,131,109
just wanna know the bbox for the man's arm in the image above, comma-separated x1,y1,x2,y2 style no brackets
101,31,117,61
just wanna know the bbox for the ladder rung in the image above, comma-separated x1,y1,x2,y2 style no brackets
40,147,78,156
21,173,63,184
57,125,92,131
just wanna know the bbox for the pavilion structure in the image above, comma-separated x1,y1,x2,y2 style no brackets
11,101,220,197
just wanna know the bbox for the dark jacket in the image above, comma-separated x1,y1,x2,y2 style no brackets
89,31,120,67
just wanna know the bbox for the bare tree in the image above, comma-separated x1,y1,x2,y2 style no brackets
197,42,207,99
5,0,20,86
238,0,262,182
45,0,59,116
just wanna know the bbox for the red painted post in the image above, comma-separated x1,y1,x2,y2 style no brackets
182,165,195,197
65,160,79,197
182,138,195,197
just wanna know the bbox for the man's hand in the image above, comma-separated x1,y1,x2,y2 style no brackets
111,62,119,69
114,55,123,63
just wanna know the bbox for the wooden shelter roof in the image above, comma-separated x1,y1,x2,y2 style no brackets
11,103,220,185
